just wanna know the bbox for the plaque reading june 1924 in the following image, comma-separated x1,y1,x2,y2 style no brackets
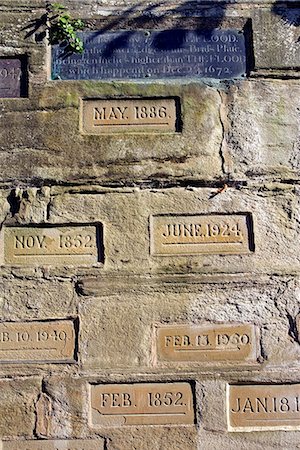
52,29,247,80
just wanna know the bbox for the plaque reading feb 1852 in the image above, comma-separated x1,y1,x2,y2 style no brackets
52,29,247,80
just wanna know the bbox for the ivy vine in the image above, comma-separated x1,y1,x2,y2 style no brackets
46,2,84,54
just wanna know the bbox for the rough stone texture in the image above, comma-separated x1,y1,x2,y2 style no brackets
0,1,300,449
48,186,300,275
225,80,300,180
0,377,41,439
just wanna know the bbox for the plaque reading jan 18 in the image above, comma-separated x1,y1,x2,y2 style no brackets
52,29,247,81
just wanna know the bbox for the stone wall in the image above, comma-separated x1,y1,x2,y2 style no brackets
0,0,300,449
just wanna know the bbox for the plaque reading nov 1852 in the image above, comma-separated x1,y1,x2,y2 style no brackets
52,29,247,80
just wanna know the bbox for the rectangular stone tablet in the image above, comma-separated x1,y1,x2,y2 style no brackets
90,382,194,426
0,58,24,98
3,225,101,265
81,98,177,134
0,319,76,363
150,213,253,256
228,384,300,431
52,29,247,80
155,323,259,364
2,440,103,449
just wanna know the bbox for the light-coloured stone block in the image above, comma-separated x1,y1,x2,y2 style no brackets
154,323,259,365
89,382,194,426
2,225,101,266
80,98,177,134
0,319,76,364
228,384,300,431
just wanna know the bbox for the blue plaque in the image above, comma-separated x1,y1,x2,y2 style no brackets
52,29,247,81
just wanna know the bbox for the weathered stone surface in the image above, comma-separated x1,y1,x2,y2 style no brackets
0,82,223,185
253,8,300,71
49,186,300,274
2,440,104,450
0,277,76,322
225,80,300,180
78,274,300,370
0,377,41,438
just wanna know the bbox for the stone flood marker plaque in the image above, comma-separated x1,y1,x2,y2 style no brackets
90,382,194,426
2,224,101,265
228,384,300,431
150,213,253,256
2,440,103,449
155,323,259,365
0,57,25,98
52,29,247,80
0,319,76,363
81,98,177,134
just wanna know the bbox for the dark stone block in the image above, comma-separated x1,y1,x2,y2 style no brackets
52,29,247,81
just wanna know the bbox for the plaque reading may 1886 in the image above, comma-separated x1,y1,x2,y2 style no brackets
81,98,177,134
52,29,247,80
2,224,101,266
0,58,24,98
90,382,194,426
0,319,76,363
155,323,259,365
228,384,300,431
150,213,253,256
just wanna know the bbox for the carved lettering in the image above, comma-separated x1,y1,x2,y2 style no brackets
151,214,253,255
0,319,77,363
82,98,177,134
90,382,194,426
155,323,259,364
4,225,101,265
228,384,300,431
52,29,247,81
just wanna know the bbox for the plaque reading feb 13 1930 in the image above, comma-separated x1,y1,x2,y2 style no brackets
52,29,247,80
150,213,254,256
155,323,259,365
2,224,101,265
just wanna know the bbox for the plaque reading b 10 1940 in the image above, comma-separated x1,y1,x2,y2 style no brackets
2,224,102,266
0,319,76,363
52,29,247,80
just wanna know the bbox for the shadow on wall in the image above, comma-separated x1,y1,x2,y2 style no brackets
24,1,300,52
272,2,300,27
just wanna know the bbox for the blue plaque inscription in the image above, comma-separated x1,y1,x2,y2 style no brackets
52,29,247,81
